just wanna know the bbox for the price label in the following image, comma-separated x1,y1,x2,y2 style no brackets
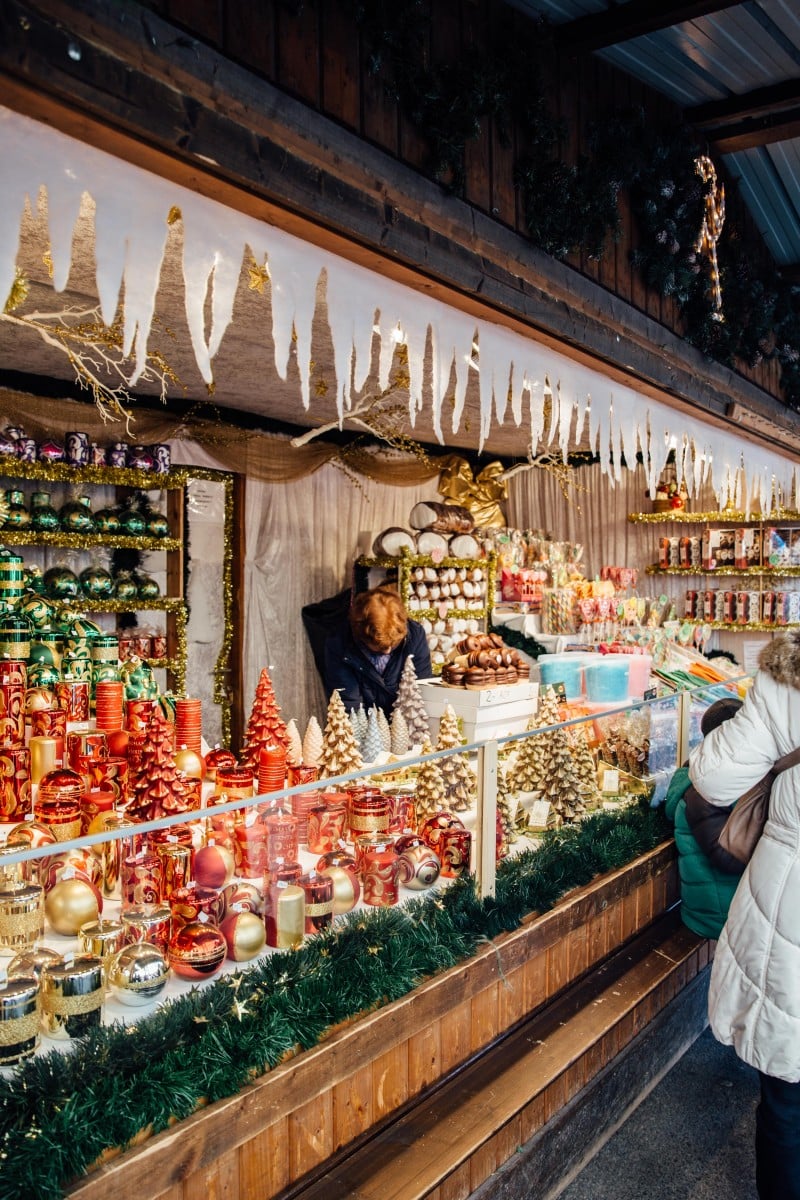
529,799,551,828
601,768,620,793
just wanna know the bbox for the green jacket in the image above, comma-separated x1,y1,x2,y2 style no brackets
664,766,740,940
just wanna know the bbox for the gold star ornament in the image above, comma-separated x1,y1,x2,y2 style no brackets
248,258,270,294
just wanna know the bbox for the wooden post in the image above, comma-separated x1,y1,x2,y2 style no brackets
476,739,498,898
676,690,691,769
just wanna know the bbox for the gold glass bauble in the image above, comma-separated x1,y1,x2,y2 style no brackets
319,865,360,914
220,910,266,961
173,746,204,779
45,877,101,936
107,943,170,1007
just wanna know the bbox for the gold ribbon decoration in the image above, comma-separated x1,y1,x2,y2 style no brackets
437,455,508,528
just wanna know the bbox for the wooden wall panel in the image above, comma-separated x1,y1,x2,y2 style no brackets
321,4,359,131
181,1147,239,1200
408,1019,443,1095
167,0,222,44
440,997,474,1074
332,1063,374,1151
236,1126,286,1200
276,3,321,108
371,1043,409,1121
462,0,492,215
223,1,276,80
289,1094,334,1183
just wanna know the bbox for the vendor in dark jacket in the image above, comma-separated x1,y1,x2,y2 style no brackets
323,585,432,717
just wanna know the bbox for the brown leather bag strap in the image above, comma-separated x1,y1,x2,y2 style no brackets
775,746,800,774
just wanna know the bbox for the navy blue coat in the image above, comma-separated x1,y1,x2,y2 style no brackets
323,620,432,716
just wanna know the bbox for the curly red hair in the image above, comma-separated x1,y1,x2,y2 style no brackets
350,586,408,654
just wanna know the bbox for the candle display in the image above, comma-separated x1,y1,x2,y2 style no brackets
170,885,224,932
120,904,172,955
0,881,44,951
298,871,334,934
121,852,163,911
306,802,347,854
357,838,399,907
234,817,268,880
348,791,391,839
438,827,472,878
40,955,104,1039
0,974,40,1063
264,882,304,949
262,806,299,863
0,746,30,819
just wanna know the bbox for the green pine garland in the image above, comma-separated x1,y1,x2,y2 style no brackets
0,802,669,1200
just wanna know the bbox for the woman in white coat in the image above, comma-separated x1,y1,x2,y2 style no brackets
689,630,800,1200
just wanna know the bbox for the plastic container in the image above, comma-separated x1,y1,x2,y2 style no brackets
584,658,630,702
625,653,653,700
537,652,599,700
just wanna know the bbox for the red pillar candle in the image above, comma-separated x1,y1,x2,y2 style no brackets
124,698,157,734
0,680,25,747
234,814,268,880
0,747,31,820
298,871,334,934
262,806,299,863
215,766,255,801
81,755,129,806
120,903,172,955
170,884,224,932
55,679,90,723
0,661,26,687
80,787,116,835
438,826,472,878
307,803,348,854
263,858,303,889
120,851,163,911
289,789,323,843
358,838,400,907
30,708,66,763
35,768,83,842
257,744,287,796
386,791,417,834
67,729,107,771
287,763,319,788
94,681,124,733
174,697,202,756
347,791,391,840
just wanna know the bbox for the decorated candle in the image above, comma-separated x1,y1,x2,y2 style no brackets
121,851,163,911
35,768,83,841
78,918,126,980
152,841,193,900
357,837,399,907
120,903,173,955
0,881,44,951
170,884,224,932
30,736,59,786
0,974,40,1063
234,813,268,879
55,679,90,723
0,676,25,746
262,806,299,863
264,882,305,949
306,802,348,854
298,871,334,934
40,955,104,1039
438,826,472,878
0,746,30,820
347,791,391,839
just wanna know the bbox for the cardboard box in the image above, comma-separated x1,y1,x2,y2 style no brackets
735,528,761,569
702,528,736,570
419,680,539,744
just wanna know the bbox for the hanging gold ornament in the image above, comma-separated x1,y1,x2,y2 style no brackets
247,258,270,294
694,155,726,321
3,268,29,315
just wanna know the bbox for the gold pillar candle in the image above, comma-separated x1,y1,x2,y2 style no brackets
7,945,63,980
0,842,30,886
0,882,44,951
120,904,172,955
95,814,139,898
78,918,126,981
30,736,59,785
40,955,104,1040
0,974,40,1064
264,882,305,949
152,841,192,900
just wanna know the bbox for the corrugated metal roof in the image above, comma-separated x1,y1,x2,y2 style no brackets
517,0,800,266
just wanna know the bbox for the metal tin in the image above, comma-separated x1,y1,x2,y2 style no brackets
0,974,40,1063
40,955,104,1039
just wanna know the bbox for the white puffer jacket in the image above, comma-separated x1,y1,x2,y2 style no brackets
689,631,800,1082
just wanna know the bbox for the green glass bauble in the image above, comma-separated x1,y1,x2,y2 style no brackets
63,616,103,644
79,567,114,599
30,492,60,533
18,592,56,631
43,566,80,599
29,632,64,669
93,508,120,535
118,506,146,537
4,490,30,530
113,572,138,601
134,574,160,600
27,661,60,690
58,496,95,533
23,566,45,594
144,509,169,538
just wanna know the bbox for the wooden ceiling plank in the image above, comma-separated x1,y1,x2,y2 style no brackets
556,0,744,55
689,78,800,127
708,109,800,152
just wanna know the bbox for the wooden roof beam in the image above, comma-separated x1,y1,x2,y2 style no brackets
689,78,800,127
705,107,800,152
556,0,744,55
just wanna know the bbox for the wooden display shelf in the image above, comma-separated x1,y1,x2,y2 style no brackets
628,510,800,524
67,842,679,1200
0,530,181,551
645,564,800,578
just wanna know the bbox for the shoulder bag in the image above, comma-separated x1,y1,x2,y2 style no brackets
716,745,800,868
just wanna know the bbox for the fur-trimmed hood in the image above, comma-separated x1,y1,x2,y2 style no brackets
758,629,800,689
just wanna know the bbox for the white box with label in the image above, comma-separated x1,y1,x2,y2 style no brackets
419,680,539,744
